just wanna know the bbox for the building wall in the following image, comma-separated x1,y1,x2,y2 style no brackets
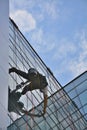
64,71,87,121
8,72,87,130
8,18,61,126
0,0,9,129
8,19,87,130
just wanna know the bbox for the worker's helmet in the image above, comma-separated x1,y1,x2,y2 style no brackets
28,68,38,77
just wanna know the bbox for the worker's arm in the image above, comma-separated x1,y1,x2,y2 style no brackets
9,67,28,79
21,80,29,85
43,94,48,114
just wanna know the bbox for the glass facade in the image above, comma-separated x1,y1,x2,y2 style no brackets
8,18,61,126
8,19,87,130
64,71,87,122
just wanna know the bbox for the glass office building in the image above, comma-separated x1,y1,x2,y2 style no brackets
8,19,87,130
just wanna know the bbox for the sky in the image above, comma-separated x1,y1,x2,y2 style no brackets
10,0,87,86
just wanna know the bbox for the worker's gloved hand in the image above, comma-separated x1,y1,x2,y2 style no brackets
21,82,25,85
9,67,16,73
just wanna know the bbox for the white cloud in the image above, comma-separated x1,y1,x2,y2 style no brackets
69,60,87,76
10,10,36,33
31,28,43,44
30,28,55,53
53,39,76,60
49,29,87,84
10,0,59,22
10,0,35,11
69,30,87,76
44,1,59,19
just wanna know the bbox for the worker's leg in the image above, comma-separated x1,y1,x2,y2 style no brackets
9,67,28,79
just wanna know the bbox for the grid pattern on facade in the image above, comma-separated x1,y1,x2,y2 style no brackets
8,75,87,130
64,71,87,122
8,18,61,125
8,19,87,130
